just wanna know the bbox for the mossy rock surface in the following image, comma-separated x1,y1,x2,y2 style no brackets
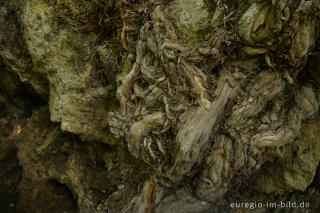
253,117,320,195
165,0,211,44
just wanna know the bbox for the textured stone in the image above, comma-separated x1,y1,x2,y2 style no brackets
253,117,320,195
21,0,118,143
0,0,48,97
165,0,211,43
15,107,122,213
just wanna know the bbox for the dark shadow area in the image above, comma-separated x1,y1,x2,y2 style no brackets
0,63,48,117
0,147,22,213
16,179,77,213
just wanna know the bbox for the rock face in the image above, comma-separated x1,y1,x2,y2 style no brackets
0,0,48,96
15,107,122,213
253,117,320,195
20,0,119,144
165,0,211,43
0,0,320,213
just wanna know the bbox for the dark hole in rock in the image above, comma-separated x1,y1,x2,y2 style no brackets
16,179,77,213
0,147,22,213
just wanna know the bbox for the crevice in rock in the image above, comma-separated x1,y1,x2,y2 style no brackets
16,179,78,213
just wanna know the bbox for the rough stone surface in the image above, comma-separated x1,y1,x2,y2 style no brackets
0,0,48,97
15,107,122,213
165,0,211,43
21,0,118,143
252,116,320,195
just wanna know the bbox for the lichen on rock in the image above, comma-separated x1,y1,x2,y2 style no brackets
165,0,211,44
21,0,120,144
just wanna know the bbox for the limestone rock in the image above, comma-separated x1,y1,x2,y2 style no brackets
21,0,118,143
0,0,48,97
165,0,211,44
15,107,122,213
253,117,320,195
